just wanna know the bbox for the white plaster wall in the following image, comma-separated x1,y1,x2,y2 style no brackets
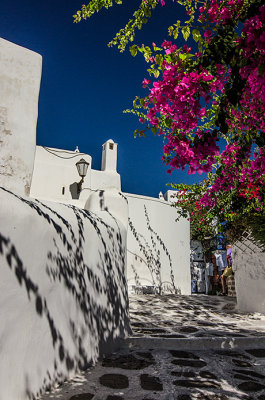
125,193,191,295
0,187,130,400
30,146,92,202
30,146,121,204
0,38,42,196
91,169,121,191
85,188,128,228
232,238,265,314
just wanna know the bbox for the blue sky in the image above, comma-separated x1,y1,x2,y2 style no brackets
0,0,205,197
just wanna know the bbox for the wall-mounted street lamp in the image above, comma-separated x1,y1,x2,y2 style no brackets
75,158,90,194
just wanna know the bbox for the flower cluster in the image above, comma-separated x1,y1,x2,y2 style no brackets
199,0,244,25
136,0,265,233
162,132,220,175
141,42,229,174
235,5,265,132
198,145,265,216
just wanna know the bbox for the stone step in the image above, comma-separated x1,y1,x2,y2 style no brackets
123,335,265,352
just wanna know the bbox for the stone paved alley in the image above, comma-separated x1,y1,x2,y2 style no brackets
38,294,265,400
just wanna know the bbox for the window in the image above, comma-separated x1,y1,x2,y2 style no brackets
109,143,114,150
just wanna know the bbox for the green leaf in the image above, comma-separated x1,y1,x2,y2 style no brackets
168,26,174,36
173,27,179,40
165,117,172,128
164,54,173,63
140,98,145,107
174,21,181,28
192,29,201,42
181,26,190,41
151,126,158,135
155,54,163,66
179,53,188,60
130,45,138,57
154,70,160,78
145,8,151,18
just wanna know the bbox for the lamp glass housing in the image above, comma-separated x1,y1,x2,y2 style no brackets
76,158,89,178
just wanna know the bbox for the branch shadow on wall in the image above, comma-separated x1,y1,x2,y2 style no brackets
128,204,177,294
0,187,130,397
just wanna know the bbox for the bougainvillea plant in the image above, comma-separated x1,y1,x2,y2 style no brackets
74,0,265,242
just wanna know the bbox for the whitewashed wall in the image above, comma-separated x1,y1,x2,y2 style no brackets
0,38,191,400
0,39,42,196
30,146,92,202
232,235,265,314
30,146,121,203
126,193,191,295
0,187,130,400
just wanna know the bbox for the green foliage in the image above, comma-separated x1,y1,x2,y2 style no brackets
74,0,204,52
74,0,161,52
169,181,215,242
73,0,118,22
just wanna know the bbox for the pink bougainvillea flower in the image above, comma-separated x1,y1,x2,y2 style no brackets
204,29,212,39
183,44,191,53
142,78,151,88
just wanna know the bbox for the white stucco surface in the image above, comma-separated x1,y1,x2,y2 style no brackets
0,186,130,400
85,188,128,228
125,193,191,295
30,145,121,204
232,237,265,314
91,169,121,192
0,38,192,399
0,38,42,196
30,146,92,202
101,139,117,171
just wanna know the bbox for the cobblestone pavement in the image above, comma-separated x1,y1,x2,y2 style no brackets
38,294,265,400
129,294,265,339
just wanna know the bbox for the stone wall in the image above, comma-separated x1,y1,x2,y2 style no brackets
232,233,265,313
0,187,130,400
227,274,236,297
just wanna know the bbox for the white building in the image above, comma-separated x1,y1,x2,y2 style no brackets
0,37,191,298
30,139,191,295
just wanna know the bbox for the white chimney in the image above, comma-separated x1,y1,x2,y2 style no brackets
101,139,117,172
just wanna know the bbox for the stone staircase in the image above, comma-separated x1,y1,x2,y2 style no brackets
38,293,265,400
